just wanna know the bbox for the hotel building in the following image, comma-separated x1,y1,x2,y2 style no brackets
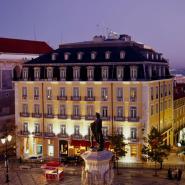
15,34,173,162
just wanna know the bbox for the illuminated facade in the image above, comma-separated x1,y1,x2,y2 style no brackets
15,34,173,162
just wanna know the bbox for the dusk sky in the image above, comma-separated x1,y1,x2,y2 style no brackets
0,0,185,68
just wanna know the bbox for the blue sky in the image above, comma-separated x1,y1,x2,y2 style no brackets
0,0,185,67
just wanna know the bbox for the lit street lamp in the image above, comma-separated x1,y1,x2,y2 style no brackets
1,134,12,183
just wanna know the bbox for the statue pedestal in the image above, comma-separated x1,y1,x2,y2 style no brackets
81,150,114,185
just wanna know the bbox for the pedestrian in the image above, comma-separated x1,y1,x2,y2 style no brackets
177,168,182,181
168,168,172,179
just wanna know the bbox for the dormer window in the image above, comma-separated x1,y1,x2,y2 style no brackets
91,51,97,60
73,66,80,80
34,67,40,80
60,67,66,81
105,51,111,59
116,66,124,80
22,67,28,80
64,52,70,60
77,52,83,60
47,67,53,80
146,52,149,60
120,51,125,59
151,53,154,60
130,66,137,81
87,66,94,81
51,53,57,61
102,66,109,80
156,54,158,60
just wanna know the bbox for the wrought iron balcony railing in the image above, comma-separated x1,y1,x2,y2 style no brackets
71,115,81,120
57,96,67,100
44,114,55,118
127,117,140,122
44,132,55,137
20,112,30,117
85,115,95,120
84,96,95,101
32,113,42,118
71,96,81,101
32,132,42,137
57,114,68,119
114,116,126,121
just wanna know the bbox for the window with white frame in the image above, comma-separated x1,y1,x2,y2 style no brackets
64,52,70,60
46,87,52,99
130,66,137,80
47,67,53,80
120,51,125,59
23,122,28,132
101,88,108,100
117,106,123,117
130,87,137,102
77,52,83,60
86,105,94,116
22,104,28,113
22,87,27,97
34,123,40,133
101,66,109,80
74,125,80,135
101,106,108,117
130,128,137,139
47,104,52,115
87,88,93,97
59,105,66,115
34,67,40,79
34,87,39,98
102,127,108,137
59,87,65,97
130,106,137,118
116,66,124,80
73,87,79,97
73,105,80,116
60,67,66,80
22,68,28,80
116,127,123,135
34,104,40,114
60,125,66,135
105,51,111,59
87,66,94,80
47,124,53,133
73,66,80,80
91,51,96,60
117,87,123,100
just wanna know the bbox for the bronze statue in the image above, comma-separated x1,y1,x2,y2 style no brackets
90,112,104,151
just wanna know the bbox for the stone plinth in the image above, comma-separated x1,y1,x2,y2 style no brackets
81,150,114,185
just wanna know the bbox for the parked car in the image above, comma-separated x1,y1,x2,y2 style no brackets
25,155,44,163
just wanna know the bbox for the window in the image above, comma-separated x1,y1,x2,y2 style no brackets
86,105,94,116
130,66,137,80
87,67,94,80
22,104,28,113
47,67,53,80
156,86,159,99
74,125,80,135
160,85,163,97
34,104,40,114
168,84,171,95
51,53,57,61
117,87,123,101
73,105,80,116
23,122,28,132
60,125,66,135
130,88,137,102
91,52,96,60
105,51,111,59
60,87,65,97
22,68,28,80
73,67,80,80
48,145,54,157
46,87,52,99
59,105,66,115
64,52,70,60
116,66,124,80
120,51,125,59
47,124,53,133
116,127,123,135
102,127,108,137
164,84,167,96
156,103,159,113
34,87,39,98
37,145,42,155
117,106,123,117
101,106,108,117
130,107,137,118
73,87,79,97
47,104,52,115
77,52,83,60
60,67,66,80
22,87,27,97
101,66,109,80
101,88,108,100
34,123,40,133
130,128,137,139
151,87,154,100
151,105,154,115
87,88,93,97
34,67,40,79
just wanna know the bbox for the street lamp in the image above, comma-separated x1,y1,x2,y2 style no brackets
1,134,12,183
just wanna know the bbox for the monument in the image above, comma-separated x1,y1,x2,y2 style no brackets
81,113,114,185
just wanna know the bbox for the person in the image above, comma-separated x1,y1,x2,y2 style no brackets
177,168,182,181
90,112,104,151
168,168,172,179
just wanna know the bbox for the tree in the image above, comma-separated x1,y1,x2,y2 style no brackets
108,134,127,175
142,127,171,176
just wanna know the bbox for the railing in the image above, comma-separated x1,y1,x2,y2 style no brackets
101,97,108,101
20,112,30,117
32,113,42,118
130,98,136,102
18,130,30,136
57,114,67,119
85,115,95,120
127,137,139,142
71,115,81,120
57,133,68,138
71,96,81,101
34,96,39,100
101,116,110,121
71,134,83,139
44,132,55,137
44,114,55,118
128,117,140,122
114,116,126,121
84,96,95,101
32,132,42,137
57,96,67,100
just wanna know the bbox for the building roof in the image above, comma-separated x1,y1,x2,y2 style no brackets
174,83,185,100
0,38,53,54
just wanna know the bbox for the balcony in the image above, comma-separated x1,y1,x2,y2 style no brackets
71,134,83,140
32,132,42,137
71,96,81,101
44,114,55,119
101,97,108,101
114,116,126,121
32,113,42,118
44,132,55,137
20,112,30,117
117,97,123,101
34,96,39,100
22,95,27,100
19,130,30,136
71,115,81,120
128,117,140,122
57,96,67,100
85,115,95,120
57,114,67,119
101,116,110,121
130,98,136,102
57,133,68,138
84,96,95,101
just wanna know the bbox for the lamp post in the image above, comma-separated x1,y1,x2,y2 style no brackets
1,134,12,183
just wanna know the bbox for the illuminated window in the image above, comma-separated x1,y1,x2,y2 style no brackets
101,88,108,100
130,87,137,102
46,87,52,99
48,145,54,156
64,52,70,60
77,52,83,60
